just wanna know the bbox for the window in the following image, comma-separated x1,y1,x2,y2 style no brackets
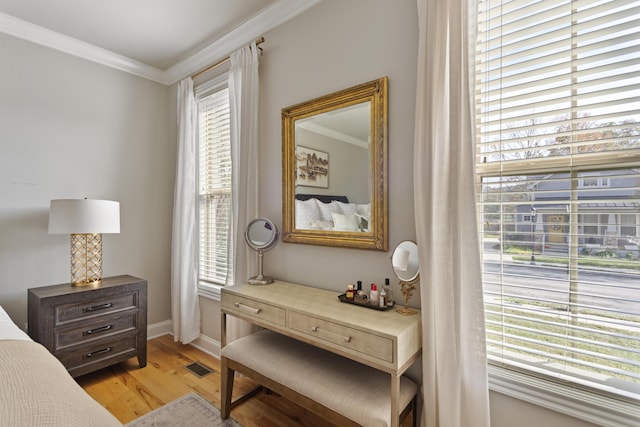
476,0,640,423
620,214,638,238
581,213,599,236
196,80,233,288
579,176,610,187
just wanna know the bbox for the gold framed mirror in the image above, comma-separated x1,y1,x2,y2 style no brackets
282,77,388,251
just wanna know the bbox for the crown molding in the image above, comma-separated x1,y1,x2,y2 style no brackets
164,0,322,85
0,0,322,86
0,12,166,83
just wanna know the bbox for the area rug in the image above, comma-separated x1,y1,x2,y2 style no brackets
125,392,243,427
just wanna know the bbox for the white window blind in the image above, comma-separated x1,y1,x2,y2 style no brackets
475,0,640,409
197,87,233,286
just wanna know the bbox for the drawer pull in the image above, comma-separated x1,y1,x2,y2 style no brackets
85,347,112,358
83,324,113,336
310,326,352,343
234,302,261,314
83,303,113,313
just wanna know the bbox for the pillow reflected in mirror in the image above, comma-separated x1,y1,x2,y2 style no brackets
333,200,357,216
331,212,360,231
311,219,334,230
317,200,341,222
295,198,320,229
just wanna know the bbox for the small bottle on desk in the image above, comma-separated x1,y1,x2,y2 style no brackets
345,283,356,300
355,281,368,304
384,277,393,307
369,284,379,306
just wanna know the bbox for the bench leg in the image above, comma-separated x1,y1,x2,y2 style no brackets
399,395,417,427
391,374,400,427
221,357,235,419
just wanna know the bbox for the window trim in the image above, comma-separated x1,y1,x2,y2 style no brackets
197,280,222,302
489,365,640,427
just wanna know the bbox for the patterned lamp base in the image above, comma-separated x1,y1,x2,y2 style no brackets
70,233,103,286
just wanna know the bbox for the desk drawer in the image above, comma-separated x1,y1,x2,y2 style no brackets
288,311,393,363
222,294,285,327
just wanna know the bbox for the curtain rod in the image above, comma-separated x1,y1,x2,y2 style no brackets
191,36,265,80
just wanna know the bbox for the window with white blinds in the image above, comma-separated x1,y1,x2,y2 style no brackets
475,0,640,407
197,86,233,286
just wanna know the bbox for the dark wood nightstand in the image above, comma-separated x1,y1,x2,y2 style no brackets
28,274,147,377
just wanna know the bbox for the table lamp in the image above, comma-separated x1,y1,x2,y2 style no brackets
48,199,120,286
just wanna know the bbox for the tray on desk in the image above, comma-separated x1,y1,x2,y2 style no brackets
338,293,394,311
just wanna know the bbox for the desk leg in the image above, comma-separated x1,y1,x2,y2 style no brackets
221,312,227,348
221,357,234,419
391,373,400,427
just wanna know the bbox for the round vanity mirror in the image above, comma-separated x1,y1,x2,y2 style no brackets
245,218,279,285
392,240,419,283
391,240,419,315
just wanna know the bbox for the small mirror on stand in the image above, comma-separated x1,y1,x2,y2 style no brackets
391,240,419,316
245,218,279,285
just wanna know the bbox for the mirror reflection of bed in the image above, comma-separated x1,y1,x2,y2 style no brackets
294,194,370,232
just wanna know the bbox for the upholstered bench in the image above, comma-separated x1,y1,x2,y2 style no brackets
221,329,418,427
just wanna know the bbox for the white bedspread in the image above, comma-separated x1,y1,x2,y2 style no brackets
0,305,31,341
0,305,123,427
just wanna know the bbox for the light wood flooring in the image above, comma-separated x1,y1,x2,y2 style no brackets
77,334,337,427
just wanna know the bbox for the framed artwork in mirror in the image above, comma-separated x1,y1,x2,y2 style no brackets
295,146,329,188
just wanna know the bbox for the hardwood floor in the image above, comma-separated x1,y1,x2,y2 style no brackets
77,334,335,426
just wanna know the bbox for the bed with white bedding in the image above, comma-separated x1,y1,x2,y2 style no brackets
0,305,122,427
295,195,371,231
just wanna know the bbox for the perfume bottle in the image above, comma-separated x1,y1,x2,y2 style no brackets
369,284,380,306
345,283,356,300
355,280,368,304
379,286,387,308
384,277,393,307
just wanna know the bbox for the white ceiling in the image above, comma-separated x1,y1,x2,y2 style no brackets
0,0,321,85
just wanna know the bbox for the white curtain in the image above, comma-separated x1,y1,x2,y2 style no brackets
413,0,491,426
171,77,201,344
227,41,261,342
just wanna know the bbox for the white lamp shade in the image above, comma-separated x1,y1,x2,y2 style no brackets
49,199,120,234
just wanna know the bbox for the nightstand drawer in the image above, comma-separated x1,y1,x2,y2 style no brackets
54,312,137,351
288,311,393,363
222,294,285,327
56,333,138,371
54,292,137,326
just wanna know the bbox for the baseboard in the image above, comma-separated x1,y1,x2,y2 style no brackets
147,320,172,339
190,334,221,359
146,319,221,359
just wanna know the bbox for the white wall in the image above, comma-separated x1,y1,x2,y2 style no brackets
260,0,419,290
0,1,599,426
0,32,175,328
200,1,600,426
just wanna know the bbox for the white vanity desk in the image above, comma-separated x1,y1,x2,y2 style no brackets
221,280,422,426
